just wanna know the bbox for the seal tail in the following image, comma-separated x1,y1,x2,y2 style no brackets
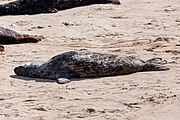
143,58,170,71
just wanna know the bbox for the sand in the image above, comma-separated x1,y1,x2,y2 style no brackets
0,0,180,119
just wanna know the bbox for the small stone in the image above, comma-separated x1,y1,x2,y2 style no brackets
86,108,96,113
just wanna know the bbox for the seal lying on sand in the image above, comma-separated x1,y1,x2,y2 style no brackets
0,27,42,44
14,50,169,84
0,0,121,16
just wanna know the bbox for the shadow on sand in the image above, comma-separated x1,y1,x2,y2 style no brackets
10,75,57,83
10,70,171,84
10,74,112,84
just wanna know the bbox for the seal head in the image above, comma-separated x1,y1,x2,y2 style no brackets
14,62,44,77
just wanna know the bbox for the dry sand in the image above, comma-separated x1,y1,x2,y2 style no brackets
0,0,180,119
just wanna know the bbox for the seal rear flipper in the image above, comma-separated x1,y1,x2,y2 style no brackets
144,58,169,71
143,63,169,71
57,78,71,84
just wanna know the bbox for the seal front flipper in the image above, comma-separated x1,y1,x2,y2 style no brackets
56,78,71,84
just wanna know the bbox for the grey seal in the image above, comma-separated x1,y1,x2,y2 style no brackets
14,50,169,84
0,0,121,16
0,27,42,45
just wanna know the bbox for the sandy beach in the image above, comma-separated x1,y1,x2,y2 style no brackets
0,0,180,119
